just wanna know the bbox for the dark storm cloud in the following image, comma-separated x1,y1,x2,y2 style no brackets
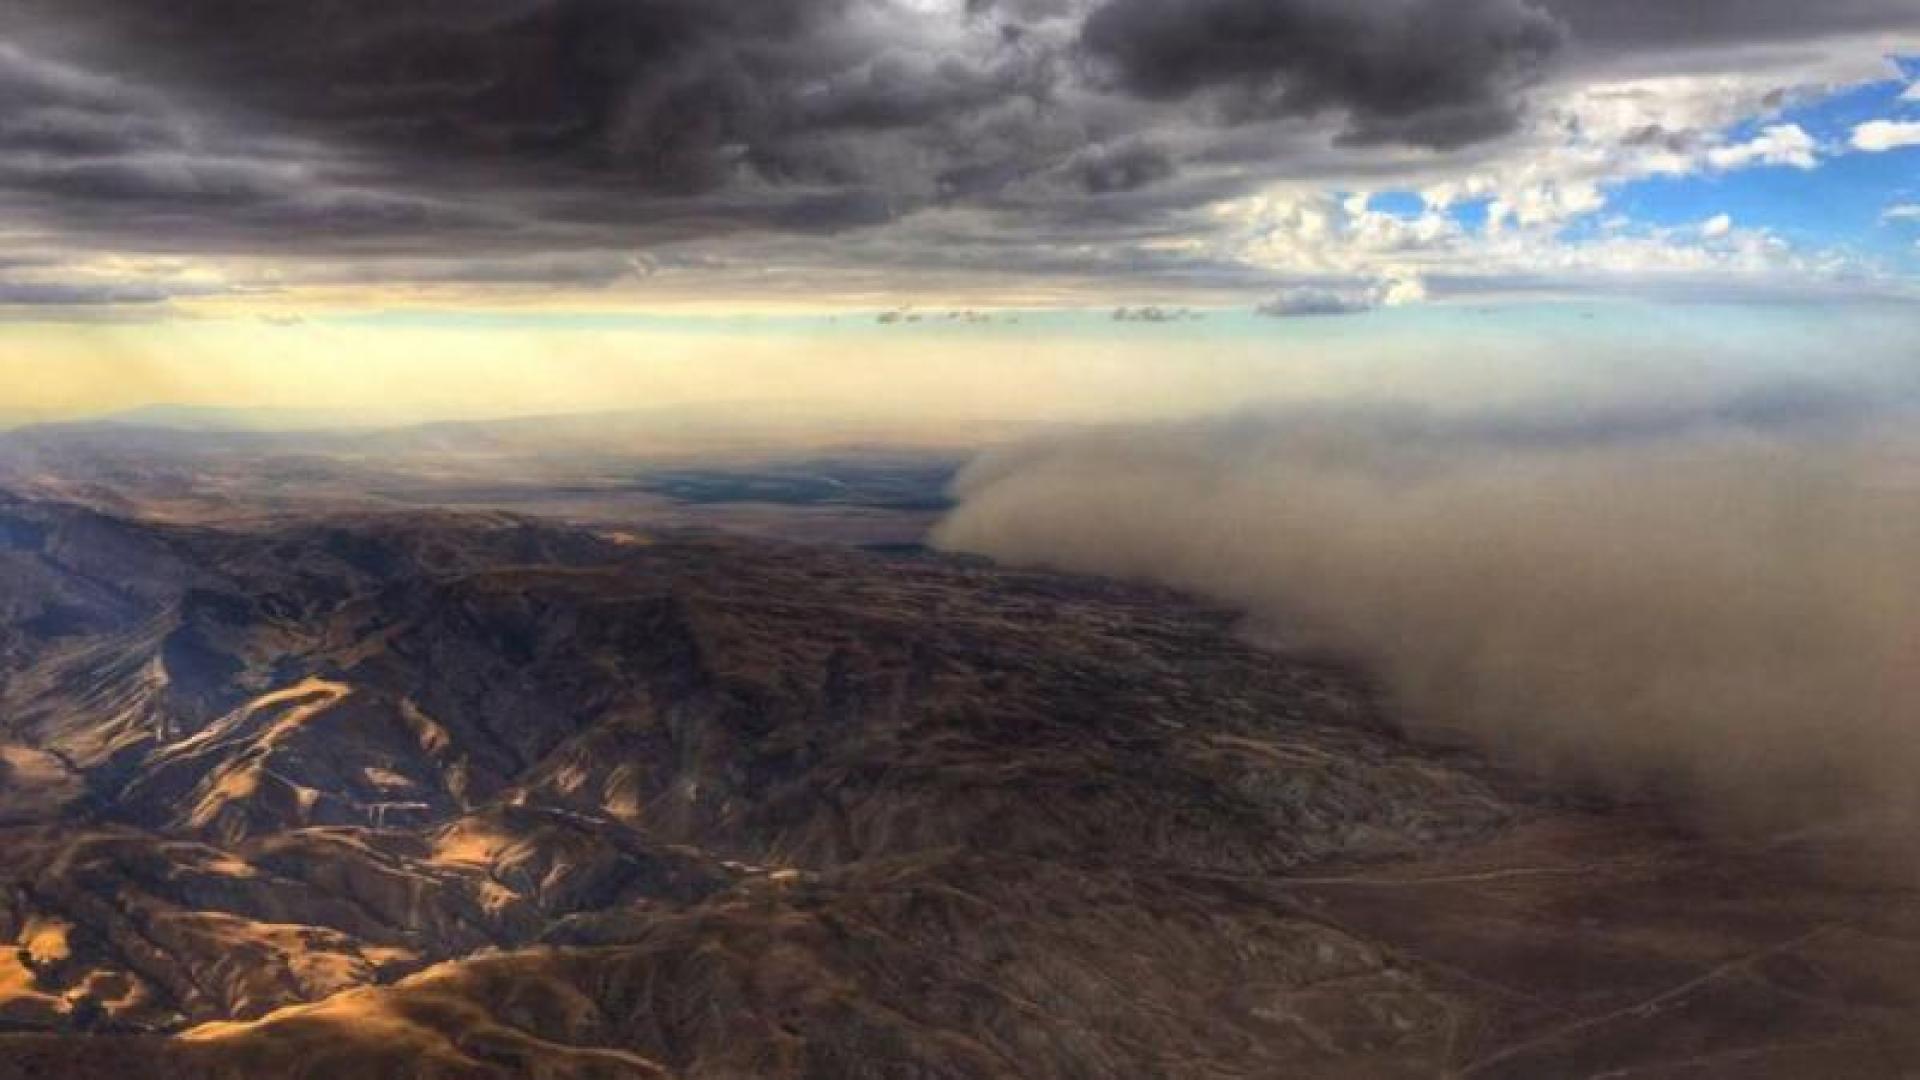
788,47,1058,131
0,0,1094,271
0,38,519,257
6,0,1055,197
0,0,1913,297
1539,0,1920,57
3,0,1561,231
0,41,208,182
292,251,661,289
0,279,233,307
13,0,813,190
1070,143,1177,193
1078,0,1567,149
0,44,182,158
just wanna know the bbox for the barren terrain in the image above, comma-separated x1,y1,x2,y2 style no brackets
0,487,1915,1078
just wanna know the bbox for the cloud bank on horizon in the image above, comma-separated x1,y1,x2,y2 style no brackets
0,0,1915,317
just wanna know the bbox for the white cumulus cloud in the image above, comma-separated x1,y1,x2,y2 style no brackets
1705,124,1819,170
1851,120,1920,152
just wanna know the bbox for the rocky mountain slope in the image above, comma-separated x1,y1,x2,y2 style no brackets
1,491,1917,1078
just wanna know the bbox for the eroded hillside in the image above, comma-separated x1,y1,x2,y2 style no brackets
0,493,1916,1078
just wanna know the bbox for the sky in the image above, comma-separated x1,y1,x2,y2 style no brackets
0,0,1917,423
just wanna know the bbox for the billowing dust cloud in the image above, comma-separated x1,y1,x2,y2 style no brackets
934,397,1920,834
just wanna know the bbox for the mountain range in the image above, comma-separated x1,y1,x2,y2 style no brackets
0,491,1917,1078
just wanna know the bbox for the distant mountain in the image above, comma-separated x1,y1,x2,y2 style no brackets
0,404,990,474
48,402,1017,445
86,405,408,433
0,500,1917,1078
0,410,61,432
0,411,975,533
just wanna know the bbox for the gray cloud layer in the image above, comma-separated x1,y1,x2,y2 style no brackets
1081,0,1564,149
0,0,1914,299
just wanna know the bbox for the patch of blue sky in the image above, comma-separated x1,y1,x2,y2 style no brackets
1440,198,1495,233
1611,151,1915,255
1364,190,1428,217
1769,69,1914,143
1593,63,1919,266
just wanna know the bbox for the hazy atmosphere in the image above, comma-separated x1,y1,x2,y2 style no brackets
5,2,1920,1078
938,388,1920,833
